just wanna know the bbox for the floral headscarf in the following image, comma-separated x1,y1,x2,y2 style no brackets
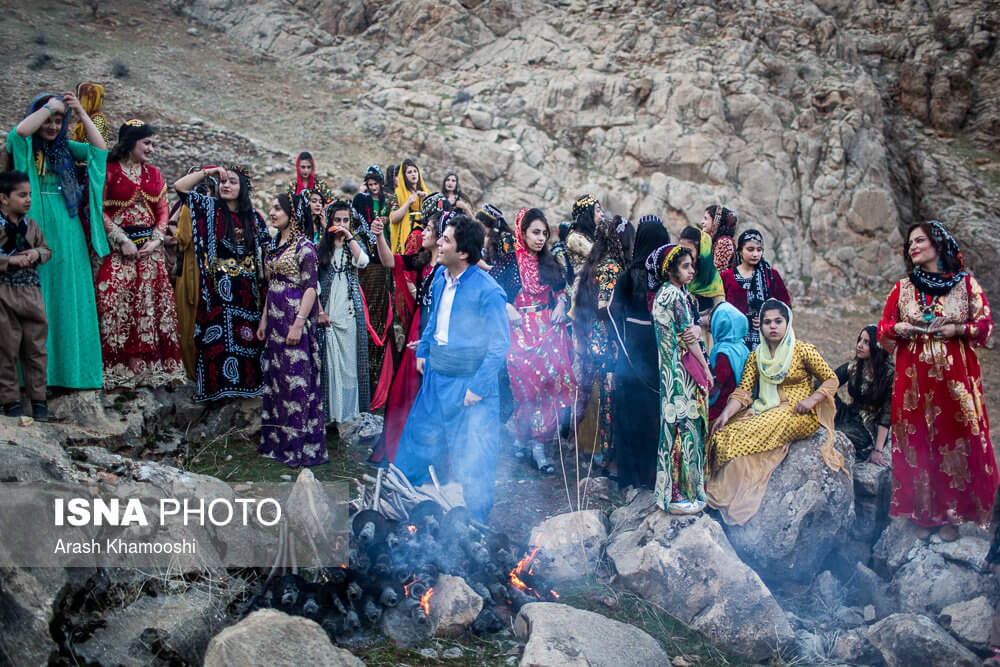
25,93,81,216
515,208,550,300
909,220,967,296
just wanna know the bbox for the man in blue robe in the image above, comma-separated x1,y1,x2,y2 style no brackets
395,214,510,522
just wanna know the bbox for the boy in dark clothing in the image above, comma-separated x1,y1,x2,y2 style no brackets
0,171,51,420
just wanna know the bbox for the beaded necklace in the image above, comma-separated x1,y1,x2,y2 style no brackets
330,243,351,274
917,290,939,323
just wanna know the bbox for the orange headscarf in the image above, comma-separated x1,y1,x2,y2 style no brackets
73,82,110,145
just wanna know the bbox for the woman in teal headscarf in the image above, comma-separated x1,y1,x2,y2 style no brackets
7,92,108,389
707,302,749,420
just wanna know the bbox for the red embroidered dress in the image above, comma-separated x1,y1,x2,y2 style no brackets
502,210,576,443
96,162,185,390
878,275,997,527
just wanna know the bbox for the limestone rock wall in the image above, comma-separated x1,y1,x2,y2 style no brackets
166,0,1000,298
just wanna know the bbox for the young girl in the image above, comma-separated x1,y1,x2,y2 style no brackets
256,194,326,467
649,244,713,514
707,302,749,421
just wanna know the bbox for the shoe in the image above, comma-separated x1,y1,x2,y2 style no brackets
31,400,49,422
531,441,555,475
3,401,23,418
668,499,706,515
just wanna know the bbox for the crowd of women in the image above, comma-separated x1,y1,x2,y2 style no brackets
2,86,996,542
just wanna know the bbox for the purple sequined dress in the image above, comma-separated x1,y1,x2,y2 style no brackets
258,235,328,466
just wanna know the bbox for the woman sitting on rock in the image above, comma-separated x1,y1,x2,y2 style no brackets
649,243,712,514
721,229,791,350
877,221,996,541
707,302,749,421
707,299,846,525
834,325,892,466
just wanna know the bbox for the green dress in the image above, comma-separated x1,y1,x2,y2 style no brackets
7,128,108,388
652,283,708,510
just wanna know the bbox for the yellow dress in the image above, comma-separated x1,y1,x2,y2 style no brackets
706,340,841,524
172,205,199,379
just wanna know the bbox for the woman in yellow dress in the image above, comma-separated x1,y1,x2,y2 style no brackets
707,298,847,524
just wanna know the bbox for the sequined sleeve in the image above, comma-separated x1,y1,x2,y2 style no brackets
596,259,622,311
965,275,993,347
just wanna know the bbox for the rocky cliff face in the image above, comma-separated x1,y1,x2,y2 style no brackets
161,1,1000,296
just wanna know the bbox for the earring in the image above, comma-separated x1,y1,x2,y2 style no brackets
937,259,944,270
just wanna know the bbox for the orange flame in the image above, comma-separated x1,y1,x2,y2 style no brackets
550,589,559,599
509,546,542,597
407,525,417,535
420,587,434,615
403,579,420,598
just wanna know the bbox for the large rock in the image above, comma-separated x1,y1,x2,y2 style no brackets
723,429,855,584
204,609,364,667
514,602,669,667
336,412,384,447
74,588,228,666
607,509,793,661
529,510,609,581
868,613,980,667
427,574,483,637
851,461,892,544
939,596,994,651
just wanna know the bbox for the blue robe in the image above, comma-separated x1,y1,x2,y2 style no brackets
395,264,510,522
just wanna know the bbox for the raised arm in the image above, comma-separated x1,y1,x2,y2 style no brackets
63,92,106,150
16,97,65,138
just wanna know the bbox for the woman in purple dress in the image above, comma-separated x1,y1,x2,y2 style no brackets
256,193,327,467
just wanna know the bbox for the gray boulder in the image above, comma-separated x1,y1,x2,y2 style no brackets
204,609,364,667
723,429,856,584
607,509,793,661
852,461,892,543
75,588,229,666
868,613,980,667
427,574,483,637
514,602,668,667
529,510,609,581
939,596,994,651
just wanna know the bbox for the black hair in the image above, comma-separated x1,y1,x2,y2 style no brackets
297,151,313,164
385,164,398,191
615,215,635,265
441,171,462,199
218,169,260,260
705,205,738,240
679,225,702,244
849,325,893,412
317,201,352,269
447,214,483,264
575,216,626,331
400,158,420,191
276,192,315,241
0,170,30,195
666,246,695,281
519,208,565,290
476,209,512,265
572,205,597,240
902,222,963,274
108,123,156,163
759,298,789,321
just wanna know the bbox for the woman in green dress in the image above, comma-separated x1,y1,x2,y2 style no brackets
7,92,108,389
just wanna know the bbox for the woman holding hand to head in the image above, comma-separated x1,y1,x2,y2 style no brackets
7,91,108,389
877,221,996,541
173,165,269,401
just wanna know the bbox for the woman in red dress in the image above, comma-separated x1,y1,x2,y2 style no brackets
497,208,574,474
878,220,997,541
96,120,185,390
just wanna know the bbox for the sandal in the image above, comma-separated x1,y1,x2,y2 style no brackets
531,441,555,475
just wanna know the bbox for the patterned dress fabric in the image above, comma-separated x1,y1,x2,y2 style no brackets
708,341,837,470
258,235,327,467
186,192,268,401
96,162,185,389
499,224,575,444
318,245,369,423
582,257,622,461
652,283,709,508
877,275,997,526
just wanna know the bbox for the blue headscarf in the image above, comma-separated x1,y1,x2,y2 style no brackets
708,302,750,405
25,93,82,216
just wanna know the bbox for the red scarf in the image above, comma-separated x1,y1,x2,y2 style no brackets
294,155,316,194
515,208,550,301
